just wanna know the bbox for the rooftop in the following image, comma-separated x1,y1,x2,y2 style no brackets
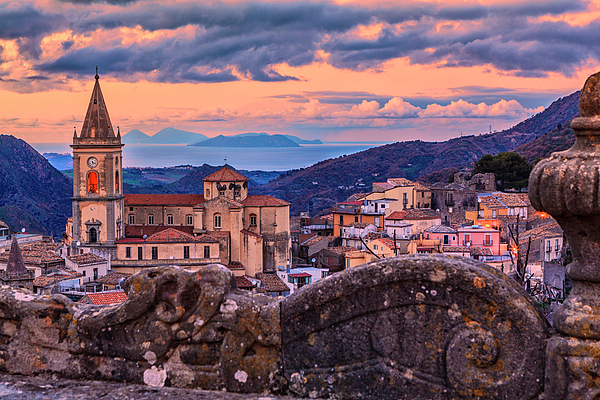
80,291,128,306
124,194,205,206
67,253,106,265
204,165,249,182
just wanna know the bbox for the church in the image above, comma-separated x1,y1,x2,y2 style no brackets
65,72,291,277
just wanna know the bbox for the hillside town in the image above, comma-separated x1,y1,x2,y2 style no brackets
0,73,567,310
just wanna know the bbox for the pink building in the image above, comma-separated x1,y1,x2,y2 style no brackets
423,225,458,245
456,225,507,257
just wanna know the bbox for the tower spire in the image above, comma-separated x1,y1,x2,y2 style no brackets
6,237,27,276
79,68,115,138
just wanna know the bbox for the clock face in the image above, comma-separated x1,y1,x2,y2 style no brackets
87,157,98,168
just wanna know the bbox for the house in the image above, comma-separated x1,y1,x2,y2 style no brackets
518,221,564,264
66,253,109,283
298,235,331,264
386,209,442,236
277,267,329,294
357,178,432,216
254,272,290,297
366,237,402,258
340,222,378,249
88,270,132,291
0,221,9,240
113,227,222,275
332,201,384,238
456,225,508,260
0,241,65,277
429,182,479,226
423,225,458,246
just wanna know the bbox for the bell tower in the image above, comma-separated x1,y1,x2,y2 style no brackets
71,68,124,255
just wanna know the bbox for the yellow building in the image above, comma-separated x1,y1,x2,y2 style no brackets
67,73,291,277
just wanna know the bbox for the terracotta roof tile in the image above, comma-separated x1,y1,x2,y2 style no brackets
289,272,311,278
255,273,289,292
442,246,470,253
402,209,440,220
387,178,415,187
125,194,205,206
327,246,359,255
424,225,457,233
94,271,131,286
470,247,494,256
386,211,409,220
242,195,289,207
301,236,328,247
235,276,255,289
241,229,262,238
124,225,195,238
67,253,106,265
227,261,245,270
80,291,128,306
204,166,248,182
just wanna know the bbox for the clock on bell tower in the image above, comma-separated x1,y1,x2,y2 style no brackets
70,69,124,256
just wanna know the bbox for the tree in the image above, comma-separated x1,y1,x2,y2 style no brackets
473,152,532,191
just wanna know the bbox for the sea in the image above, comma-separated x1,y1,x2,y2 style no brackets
31,142,390,171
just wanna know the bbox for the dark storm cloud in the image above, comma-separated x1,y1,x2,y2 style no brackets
2,0,595,84
58,0,140,4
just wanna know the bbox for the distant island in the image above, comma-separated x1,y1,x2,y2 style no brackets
191,134,300,147
122,128,322,147
122,127,208,145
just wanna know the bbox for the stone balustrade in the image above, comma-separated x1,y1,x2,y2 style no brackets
2,72,600,399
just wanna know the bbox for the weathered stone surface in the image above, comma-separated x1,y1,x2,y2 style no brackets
0,265,282,393
281,255,550,400
0,372,303,400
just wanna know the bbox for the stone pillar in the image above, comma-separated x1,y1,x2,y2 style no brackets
529,71,600,399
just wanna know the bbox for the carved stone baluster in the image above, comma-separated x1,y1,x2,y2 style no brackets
530,71,600,399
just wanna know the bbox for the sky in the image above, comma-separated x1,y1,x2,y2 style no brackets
1,0,599,144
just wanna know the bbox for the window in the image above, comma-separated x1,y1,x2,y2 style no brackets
126,247,131,258
555,238,560,251
129,207,133,212
249,214,257,227
417,202,420,208
184,246,190,259
93,268,98,280
152,247,158,260
148,214,155,225
206,189,210,197
186,215,193,225
167,214,174,225
339,215,344,225
214,214,222,229
234,189,240,197
479,210,484,218
374,244,379,250
492,210,497,218
128,214,135,225
546,241,552,252
115,171,119,193
117,220,122,238
219,191,225,196
354,216,359,223
448,207,453,213
88,171,98,194
464,234,471,245
375,217,380,227
138,247,143,260
484,234,492,246
204,246,210,258
88,227,97,243
443,235,449,245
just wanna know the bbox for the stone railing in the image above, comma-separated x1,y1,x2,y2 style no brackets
1,73,600,399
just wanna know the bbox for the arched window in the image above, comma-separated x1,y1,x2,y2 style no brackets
89,227,98,243
115,171,120,193
214,213,222,229
88,171,98,194
249,213,257,227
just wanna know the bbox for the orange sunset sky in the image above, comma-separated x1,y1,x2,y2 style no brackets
1,0,599,144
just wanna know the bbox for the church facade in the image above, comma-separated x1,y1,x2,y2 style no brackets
66,74,291,277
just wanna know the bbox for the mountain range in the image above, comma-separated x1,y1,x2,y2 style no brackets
0,135,72,237
2,90,580,236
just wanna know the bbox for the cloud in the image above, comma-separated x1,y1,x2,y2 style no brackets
0,0,595,89
380,97,421,118
419,99,543,119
